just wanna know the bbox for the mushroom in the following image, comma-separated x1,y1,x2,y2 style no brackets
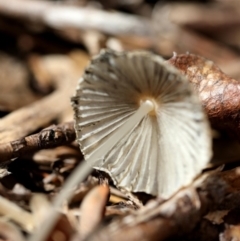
28,49,212,241
72,49,212,198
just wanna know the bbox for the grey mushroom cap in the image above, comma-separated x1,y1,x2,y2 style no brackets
71,49,212,198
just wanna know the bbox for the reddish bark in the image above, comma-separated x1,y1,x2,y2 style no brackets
168,53,240,139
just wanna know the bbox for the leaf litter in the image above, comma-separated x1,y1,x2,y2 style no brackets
0,1,240,241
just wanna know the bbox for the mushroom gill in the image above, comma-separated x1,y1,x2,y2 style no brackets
72,49,212,198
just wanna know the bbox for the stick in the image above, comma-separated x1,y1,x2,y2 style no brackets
0,0,152,37
0,122,76,163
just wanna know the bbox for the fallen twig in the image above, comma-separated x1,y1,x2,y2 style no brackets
0,122,76,163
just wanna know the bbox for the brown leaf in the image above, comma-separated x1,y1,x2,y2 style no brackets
79,185,109,240
168,53,240,139
47,214,74,241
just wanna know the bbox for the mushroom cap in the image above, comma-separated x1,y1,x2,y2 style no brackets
72,49,212,198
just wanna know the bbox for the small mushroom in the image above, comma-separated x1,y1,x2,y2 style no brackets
28,50,212,241
72,49,212,198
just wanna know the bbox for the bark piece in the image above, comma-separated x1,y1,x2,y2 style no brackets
168,53,240,139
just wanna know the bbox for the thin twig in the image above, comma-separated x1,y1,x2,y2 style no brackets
0,122,76,163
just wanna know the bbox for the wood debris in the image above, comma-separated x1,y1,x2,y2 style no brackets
0,1,240,241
